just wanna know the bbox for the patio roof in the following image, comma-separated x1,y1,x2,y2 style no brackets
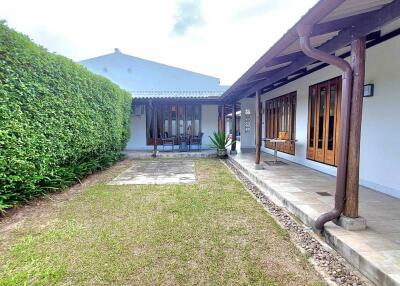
131,90,224,105
222,0,400,102
131,90,223,99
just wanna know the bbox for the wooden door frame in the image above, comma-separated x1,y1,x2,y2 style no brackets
264,92,296,155
314,82,328,163
323,79,339,165
334,78,342,166
146,104,202,145
307,86,317,160
307,76,342,166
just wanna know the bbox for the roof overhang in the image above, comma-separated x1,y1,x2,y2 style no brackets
131,90,225,105
132,97,224,105
222,0,400,103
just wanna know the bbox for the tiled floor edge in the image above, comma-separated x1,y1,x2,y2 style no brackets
123,151,216,159
227,155,399,286
324,228,400,286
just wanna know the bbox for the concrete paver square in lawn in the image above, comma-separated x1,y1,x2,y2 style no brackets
108,160,196,185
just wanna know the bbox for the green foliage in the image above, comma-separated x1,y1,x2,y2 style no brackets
0,160,323,285
0,22,132,210
209,131,234,149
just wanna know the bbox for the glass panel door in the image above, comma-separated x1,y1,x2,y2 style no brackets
178,105,185,136
186,105,194,135
335,79,342,166
307,87,317,160
307,77,341,166
315,84,326,162
264,92,296,155
147,106,153,144
327,86,336,151
318,88,325,149
146,104,201,146
171,105,177,137
163,107,169,137
194,105,201,136
323,82,337,165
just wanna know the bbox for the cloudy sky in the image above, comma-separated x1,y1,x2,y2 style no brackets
1,0,318,85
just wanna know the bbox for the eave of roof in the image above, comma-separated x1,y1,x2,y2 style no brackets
222,0,400,103
131,90,225,99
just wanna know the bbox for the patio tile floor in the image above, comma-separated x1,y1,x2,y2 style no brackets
108,160,196,185
229,151,400,286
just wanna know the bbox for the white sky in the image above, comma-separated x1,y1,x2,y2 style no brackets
0,0,318,85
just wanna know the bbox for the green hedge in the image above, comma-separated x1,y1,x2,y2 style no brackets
0,22,132,210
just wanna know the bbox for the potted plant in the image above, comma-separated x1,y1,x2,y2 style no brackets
209,131,234,158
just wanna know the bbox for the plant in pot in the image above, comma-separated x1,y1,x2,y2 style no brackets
209,131,234,158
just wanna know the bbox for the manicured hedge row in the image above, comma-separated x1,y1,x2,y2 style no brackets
0,22,132,210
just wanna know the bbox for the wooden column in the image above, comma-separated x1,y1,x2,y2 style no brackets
255,91,261,165
221,105,226,136
231,103,237,153
218,106,222,132
344,37,366,218
152,103,157,157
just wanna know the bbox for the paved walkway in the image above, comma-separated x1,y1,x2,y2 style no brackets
123,150,215,159
229,151,400,286
109,160,196,185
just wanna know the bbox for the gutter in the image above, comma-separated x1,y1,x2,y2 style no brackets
221,0,346,102
297,24,353,230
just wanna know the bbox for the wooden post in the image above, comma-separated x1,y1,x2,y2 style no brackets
231,102,237,154
221,105,226,136
255,91,261,165
152,103,157,157
218,106,222,132
344,37,366,218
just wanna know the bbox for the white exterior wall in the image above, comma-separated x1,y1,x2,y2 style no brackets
239,98,256,148
201,104,219,147
125,104,219,151
126,110,148,150
240,36,400,198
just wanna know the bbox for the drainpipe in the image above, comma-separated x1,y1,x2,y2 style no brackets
297,24,353,230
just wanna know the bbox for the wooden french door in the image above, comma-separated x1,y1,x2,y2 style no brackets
265,92,296,155
307,77,341,166
147,104,201,145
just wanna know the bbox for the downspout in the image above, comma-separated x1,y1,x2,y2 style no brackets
297,24,353,230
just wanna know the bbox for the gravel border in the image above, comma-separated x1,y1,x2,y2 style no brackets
223,159,371,286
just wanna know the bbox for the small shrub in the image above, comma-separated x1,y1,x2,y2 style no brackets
0,22,132,210
209,131,234,149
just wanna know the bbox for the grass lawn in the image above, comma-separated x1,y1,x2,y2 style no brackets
0,159,324,285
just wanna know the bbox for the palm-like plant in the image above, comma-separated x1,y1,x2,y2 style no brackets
209,131,234,150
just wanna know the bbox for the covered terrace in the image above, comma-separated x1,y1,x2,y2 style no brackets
220,0,400,284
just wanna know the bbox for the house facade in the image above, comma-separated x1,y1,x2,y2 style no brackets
238,35,400,198
222,2,400,281
78,1,400,283
222,0,400,202
79,1,400,202
80,49,229,150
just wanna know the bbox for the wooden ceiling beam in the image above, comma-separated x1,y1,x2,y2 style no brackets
227,1,400,102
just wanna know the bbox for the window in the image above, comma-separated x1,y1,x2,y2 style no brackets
307,77,341,166
265,92,296,155
146,104,201,145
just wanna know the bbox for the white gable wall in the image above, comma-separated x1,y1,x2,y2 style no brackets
239,35,400,198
